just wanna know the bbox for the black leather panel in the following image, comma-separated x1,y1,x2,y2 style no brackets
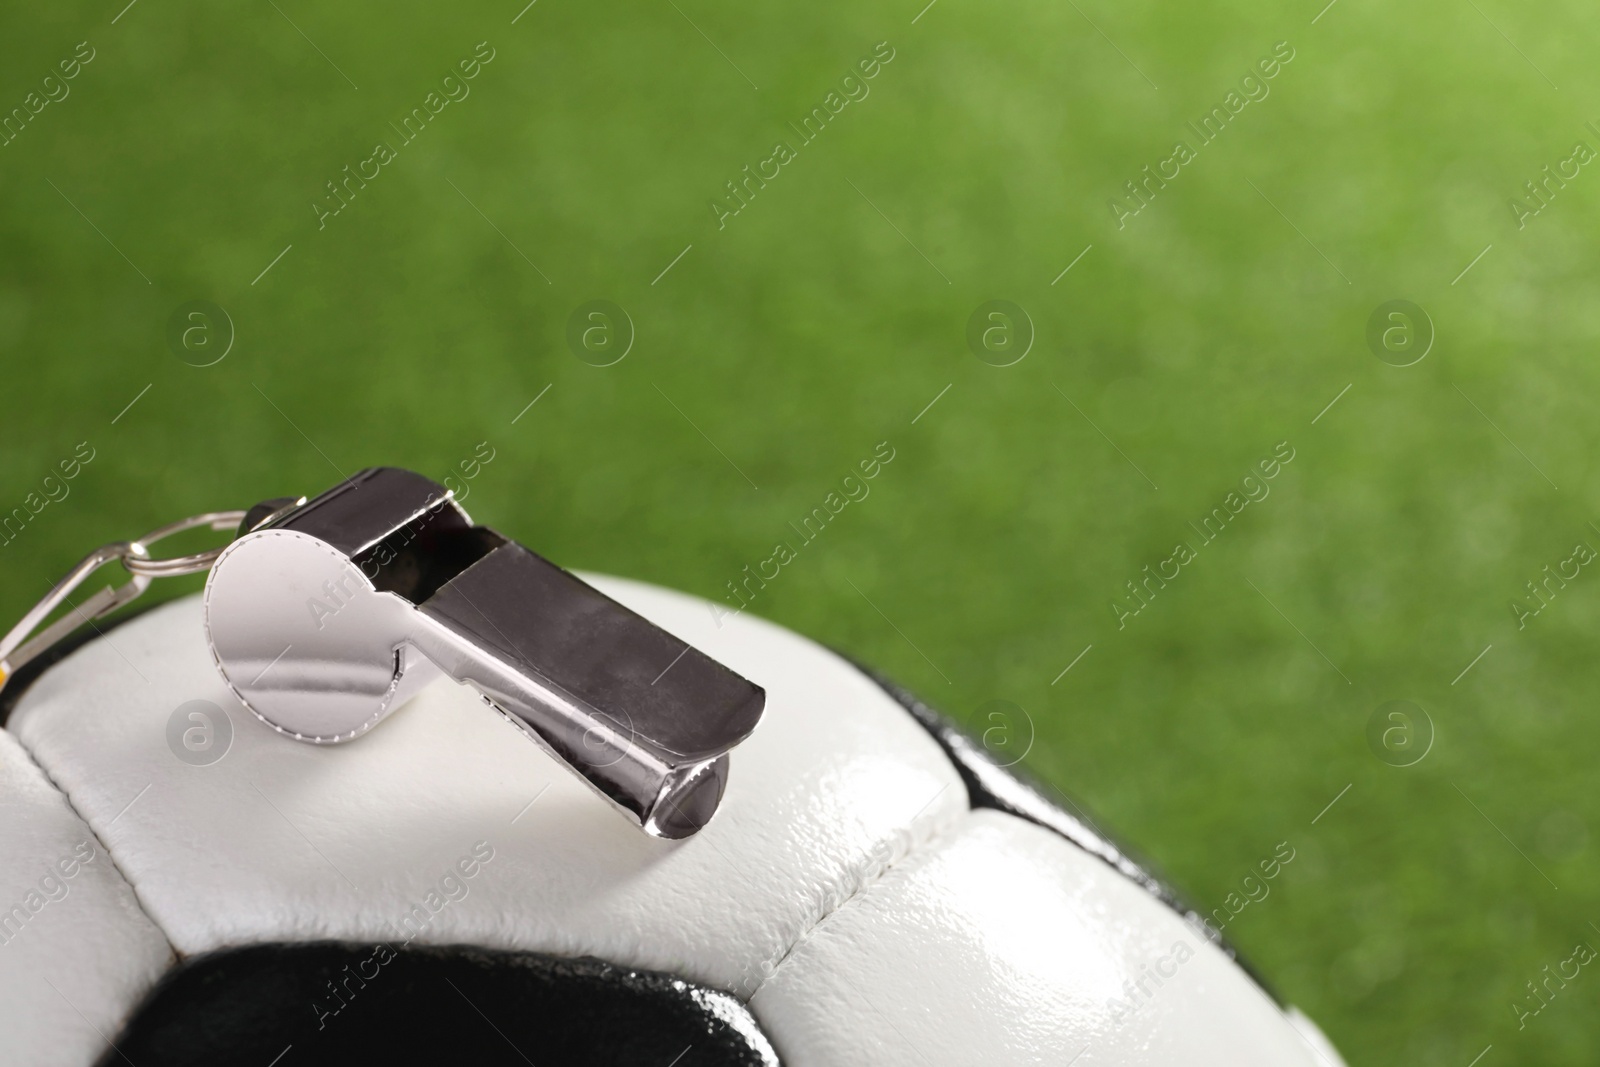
98,942,779,1067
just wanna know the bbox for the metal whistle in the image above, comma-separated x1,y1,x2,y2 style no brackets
204,467,765,839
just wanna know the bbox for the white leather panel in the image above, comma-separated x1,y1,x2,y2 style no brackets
6,577,967,999
749,809,1342,1067
0,729,173,1067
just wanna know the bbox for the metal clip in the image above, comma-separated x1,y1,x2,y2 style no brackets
203,468,765,838
0,511,245,687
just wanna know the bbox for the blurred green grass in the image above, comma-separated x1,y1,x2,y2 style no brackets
4,0,1600,1060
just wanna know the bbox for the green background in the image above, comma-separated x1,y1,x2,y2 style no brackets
3,0,1598,1061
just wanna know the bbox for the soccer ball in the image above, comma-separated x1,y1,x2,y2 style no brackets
0,573,1345,1066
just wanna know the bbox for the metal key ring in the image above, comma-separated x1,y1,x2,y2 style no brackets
122,511,249,579
0,510,248,688
0,540,153,684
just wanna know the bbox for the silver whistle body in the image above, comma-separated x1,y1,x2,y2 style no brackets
204,468,765,838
